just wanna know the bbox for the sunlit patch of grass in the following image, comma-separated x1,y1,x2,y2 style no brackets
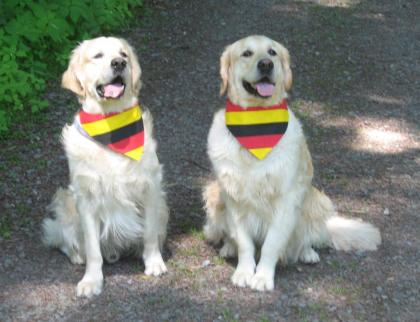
213,256,227,266
190,227,205,241
168,259,199,278
177,242,201,257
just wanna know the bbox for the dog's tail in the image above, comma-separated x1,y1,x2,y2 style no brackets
42,188,84,264
304,187,381,251
202,180,227,244
326,216,381,251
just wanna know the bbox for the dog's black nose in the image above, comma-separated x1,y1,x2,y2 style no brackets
111,58,126,73
257,59,274,74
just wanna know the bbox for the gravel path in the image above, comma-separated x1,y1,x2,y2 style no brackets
1,0,419,321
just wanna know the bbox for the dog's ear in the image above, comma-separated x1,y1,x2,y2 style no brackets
120,39,142,95
61,42,85,97
275,42,292,91
219,44,233,96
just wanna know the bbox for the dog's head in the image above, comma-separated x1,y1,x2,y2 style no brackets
220,35,292,107
62,37,141,103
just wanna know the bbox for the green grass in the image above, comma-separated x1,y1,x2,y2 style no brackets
35,159,48,170
258,316,270,322
190,227,206,241
213,256,227,266
177,216,201,233
168,259,198,278
327,259,342,270
177,244,201,257
0,217,12,240
327,277,361,303
222,308,238,322
294,302,331,322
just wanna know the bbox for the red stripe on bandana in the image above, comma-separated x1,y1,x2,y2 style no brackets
226,99,288,112
236,134,284,149
107,131,145,154
79,110,119,123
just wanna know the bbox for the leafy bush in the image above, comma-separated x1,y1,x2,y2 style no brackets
0,0,143,133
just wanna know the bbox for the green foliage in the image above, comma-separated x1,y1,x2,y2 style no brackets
0,0,143,133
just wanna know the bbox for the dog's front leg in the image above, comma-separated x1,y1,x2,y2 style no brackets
230,211,256,287
142,190,168,276
250,194,301,291
76,199,103,297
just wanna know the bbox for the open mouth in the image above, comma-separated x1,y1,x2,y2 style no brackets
243,77,275,98
96,76,126,99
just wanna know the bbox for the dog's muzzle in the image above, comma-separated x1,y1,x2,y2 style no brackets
111,58,127,74
257,59,274,75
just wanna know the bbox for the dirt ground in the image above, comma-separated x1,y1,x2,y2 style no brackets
1,0,419,321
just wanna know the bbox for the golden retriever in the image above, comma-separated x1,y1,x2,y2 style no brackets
203,35,381,291
42,37,168,297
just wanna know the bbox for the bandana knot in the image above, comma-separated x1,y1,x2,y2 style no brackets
77,104,145,161
225,99,289,160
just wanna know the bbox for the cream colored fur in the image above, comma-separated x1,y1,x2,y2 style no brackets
203,35,381,291
42,37,168,298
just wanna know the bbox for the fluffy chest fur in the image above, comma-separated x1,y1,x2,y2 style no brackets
61,109,161,209
208,108,307,215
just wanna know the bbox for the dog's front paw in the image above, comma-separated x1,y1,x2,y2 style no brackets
77,277,103,297
249,273,274,291
231,267,254,287
144,255,167,276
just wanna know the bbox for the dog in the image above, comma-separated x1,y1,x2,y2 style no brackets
42,37,168,297
203,35,381,291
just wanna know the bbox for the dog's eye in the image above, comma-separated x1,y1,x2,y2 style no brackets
242,50,253,57
93,53,103,59
268,49,277,56
120,52,128,58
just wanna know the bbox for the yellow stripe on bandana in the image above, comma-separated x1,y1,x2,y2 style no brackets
82,105,142,136
248,147,273,160
226,109,288,125
124,146,144,160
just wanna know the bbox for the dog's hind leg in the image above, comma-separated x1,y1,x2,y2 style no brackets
298,246,320,264
42,188,84,264
219,237,237,258
203,180,227,244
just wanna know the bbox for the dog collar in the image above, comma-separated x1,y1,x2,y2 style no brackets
77,104,144,161
225,99,289,160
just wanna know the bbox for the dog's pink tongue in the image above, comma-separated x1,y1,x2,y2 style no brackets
256,83,274,97
104,84,124,98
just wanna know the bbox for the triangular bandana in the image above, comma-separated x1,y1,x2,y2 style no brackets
225,99,289,160
77,104,145,161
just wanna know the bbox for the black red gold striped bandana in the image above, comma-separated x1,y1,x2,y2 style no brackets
225,99,289,160
77,104,144,161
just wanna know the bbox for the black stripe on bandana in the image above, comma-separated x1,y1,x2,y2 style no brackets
227,122,288,137
92,118,144,145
